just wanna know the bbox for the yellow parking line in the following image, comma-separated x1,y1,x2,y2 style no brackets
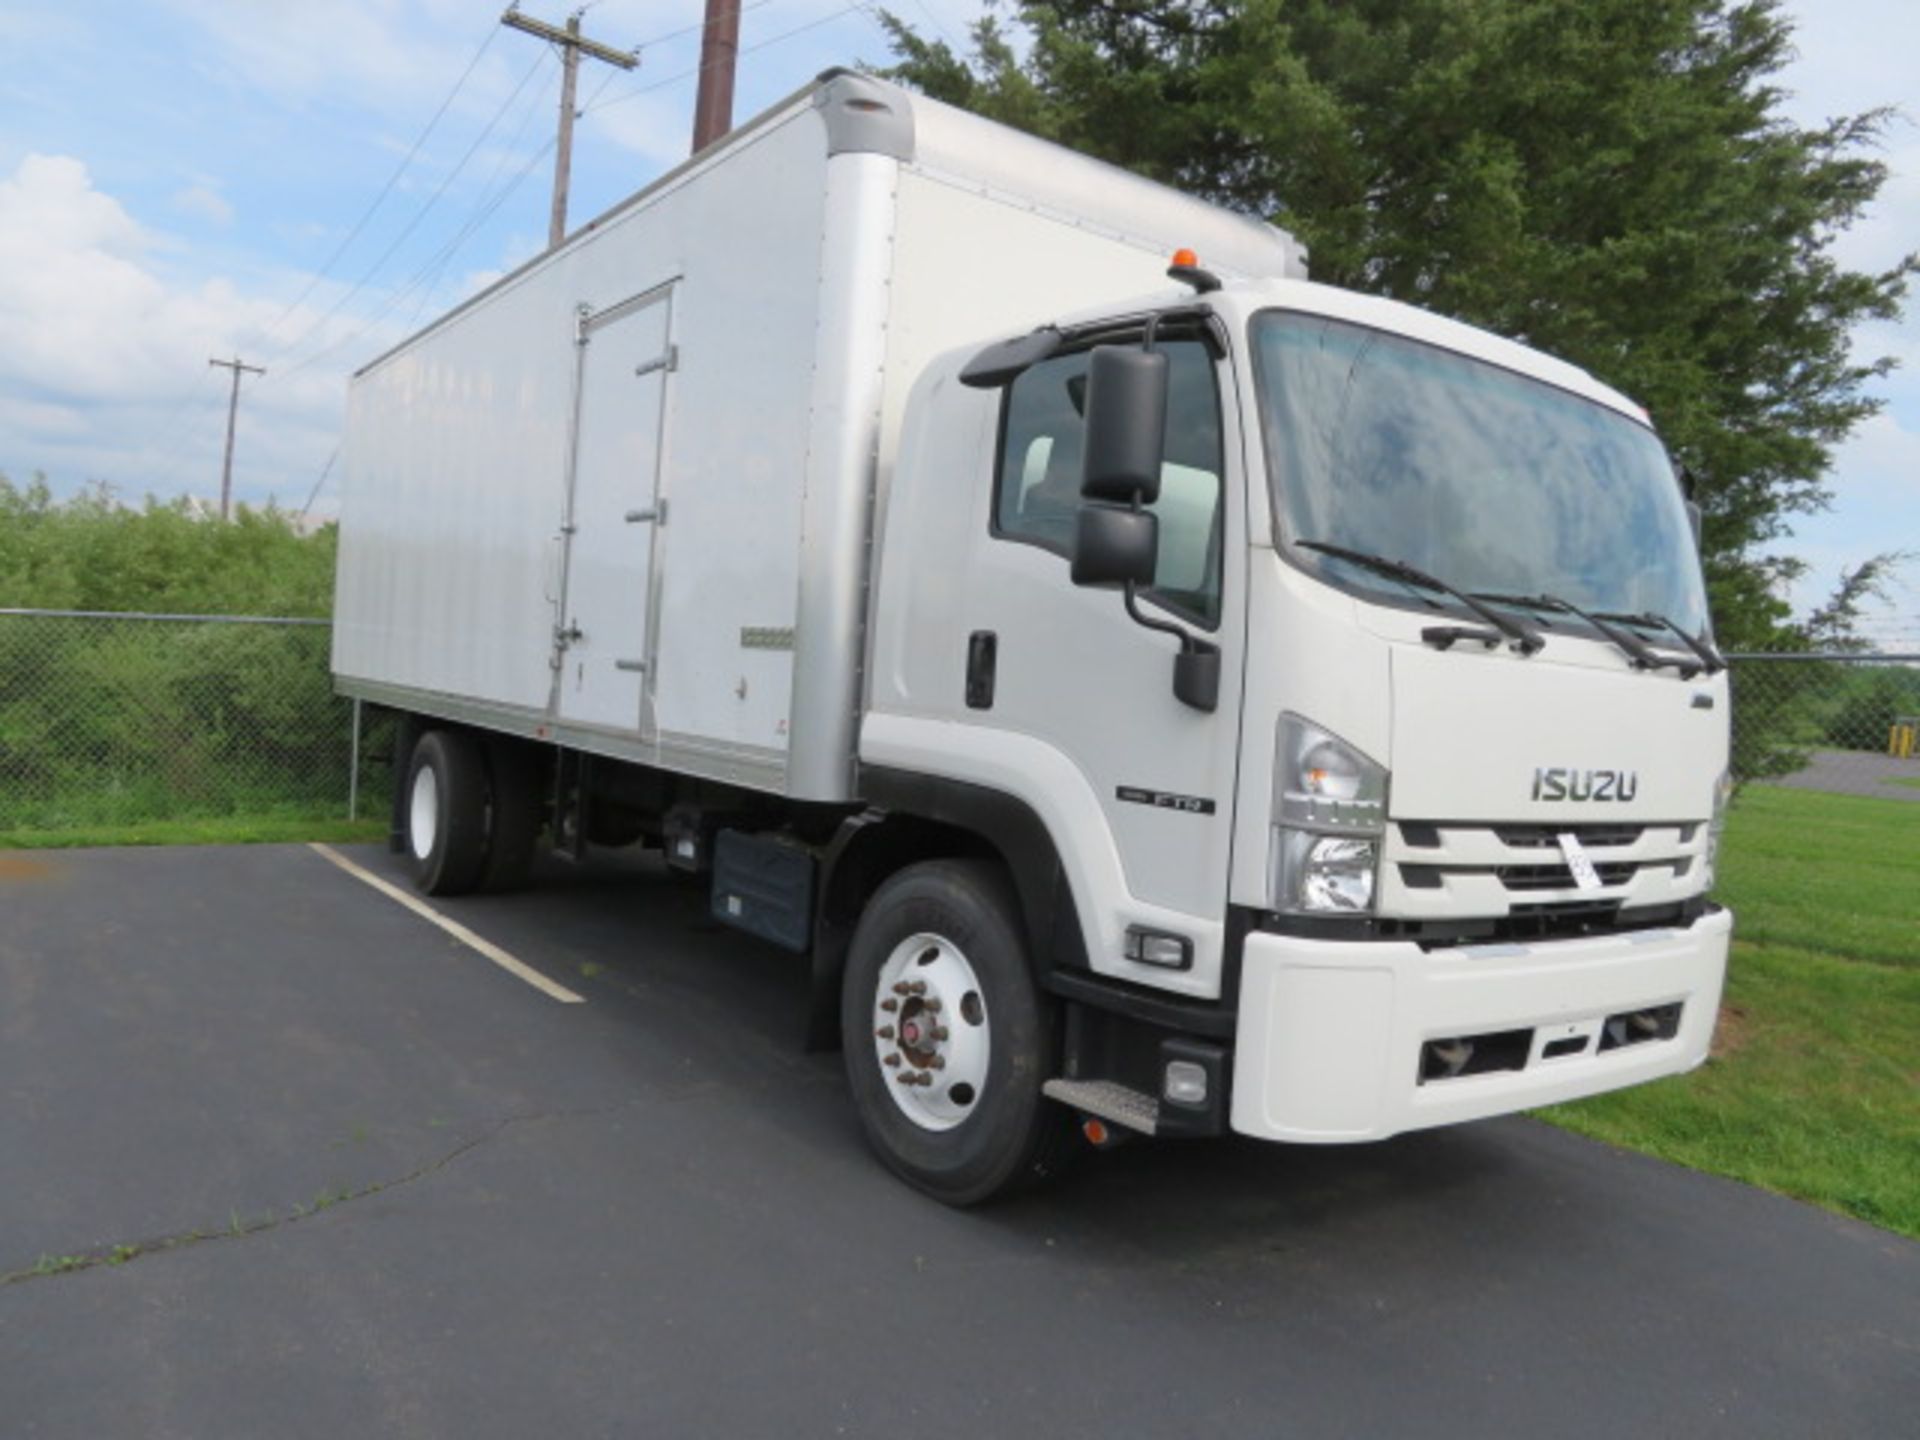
309,844,585,1005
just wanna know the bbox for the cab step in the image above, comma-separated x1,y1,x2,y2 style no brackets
1042,1078,1159,1136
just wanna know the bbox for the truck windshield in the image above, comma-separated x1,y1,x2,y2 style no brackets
1250,311,1711,638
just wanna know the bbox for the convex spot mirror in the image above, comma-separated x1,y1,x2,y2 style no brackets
1072,504,1158,588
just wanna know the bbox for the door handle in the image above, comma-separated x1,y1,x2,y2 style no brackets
966,631,997,710
625,500,668,525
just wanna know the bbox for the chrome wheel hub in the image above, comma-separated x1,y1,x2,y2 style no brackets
872,932,990,1131
409,765,439,861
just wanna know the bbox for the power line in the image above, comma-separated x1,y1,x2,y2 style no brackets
284,3,883,383
625,0,778,52
583,2,878,119
262,18,504,344
264,44,554,373
393,52,567,333
276,133,563,383
280,47,636,381
299,446,339,522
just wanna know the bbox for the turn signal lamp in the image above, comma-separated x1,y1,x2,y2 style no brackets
1170,247,1199,269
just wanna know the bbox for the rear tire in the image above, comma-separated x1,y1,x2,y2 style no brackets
405,730,489,896
840,859,1076,1205
479,737,544,893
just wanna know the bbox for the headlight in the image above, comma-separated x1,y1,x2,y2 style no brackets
1702,769,1732,891
1275,831,1379,912
1271,715,1388,914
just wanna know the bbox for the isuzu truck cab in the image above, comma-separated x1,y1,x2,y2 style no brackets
334,71,1731,1204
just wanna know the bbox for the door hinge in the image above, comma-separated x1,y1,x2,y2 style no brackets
556,623,584,648
634,344,678,378
615,659,648,673
624,499,668,525
574,303,592,345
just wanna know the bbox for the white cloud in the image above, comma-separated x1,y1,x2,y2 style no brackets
0,154,395,505
171,182,233,227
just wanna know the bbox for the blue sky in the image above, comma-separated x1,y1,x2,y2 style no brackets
0,0,1912,641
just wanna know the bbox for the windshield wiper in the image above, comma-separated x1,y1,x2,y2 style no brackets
1298,541,1545,654
1593,609,1725,674
1494,592,1703,678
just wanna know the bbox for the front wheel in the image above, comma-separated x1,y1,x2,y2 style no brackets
840,860,1075,1205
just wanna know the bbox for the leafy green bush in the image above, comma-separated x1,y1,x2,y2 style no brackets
0,473,355,832
0,474,334,616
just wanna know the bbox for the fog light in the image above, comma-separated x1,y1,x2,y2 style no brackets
1124,926,1193,970
1164,1059,1208,1106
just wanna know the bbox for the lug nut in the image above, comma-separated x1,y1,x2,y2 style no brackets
876,1026,895,1040
908,981,928,996
892,983,910,996
931,1026,949,1042
880,999,898,1013
926,1055,945,1070
923,998,942,1014
883,1054,900,1067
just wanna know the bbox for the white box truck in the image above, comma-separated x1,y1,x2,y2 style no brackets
334,70,1733,1203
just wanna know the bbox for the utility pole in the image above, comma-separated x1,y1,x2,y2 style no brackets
207,355,265,522
690,0,742,154
500,6,638,249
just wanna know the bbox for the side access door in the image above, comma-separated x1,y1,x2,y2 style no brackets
553,282,677,733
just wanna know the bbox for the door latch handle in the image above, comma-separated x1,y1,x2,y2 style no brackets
624,500,668,525
966,630,997,710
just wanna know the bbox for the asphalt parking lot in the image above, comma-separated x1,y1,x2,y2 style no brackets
3,843,1915,1438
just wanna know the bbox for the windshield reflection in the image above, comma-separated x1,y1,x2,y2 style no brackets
1251,311,1711,638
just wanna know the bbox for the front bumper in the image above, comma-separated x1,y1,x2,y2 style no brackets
1230,908,1731,1142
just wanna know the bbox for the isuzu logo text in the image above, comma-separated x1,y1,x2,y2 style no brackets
1532,767,1639,802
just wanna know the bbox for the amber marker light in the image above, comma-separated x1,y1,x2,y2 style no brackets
1171,247,1199,268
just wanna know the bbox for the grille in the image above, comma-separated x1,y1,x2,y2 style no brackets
1400,857,1690,893
1491,824,1645,849
1497,861,1639,891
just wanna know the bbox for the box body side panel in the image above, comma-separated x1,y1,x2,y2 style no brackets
334,109,830,792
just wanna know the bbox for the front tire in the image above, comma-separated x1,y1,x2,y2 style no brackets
405,730,490,896
840,860,1074,1205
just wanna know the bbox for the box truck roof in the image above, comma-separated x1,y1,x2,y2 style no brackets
355,70,1306,380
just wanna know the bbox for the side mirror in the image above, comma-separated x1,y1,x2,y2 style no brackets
1072,504,1158,588
1081,346,1168,504
1069,333,1219,715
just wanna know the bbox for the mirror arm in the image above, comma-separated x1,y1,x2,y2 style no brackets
1121,580,1190,648
1122,581,1221,714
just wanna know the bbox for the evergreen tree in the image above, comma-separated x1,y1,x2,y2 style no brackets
880,0,1913,647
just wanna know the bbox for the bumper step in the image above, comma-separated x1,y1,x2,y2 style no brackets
1042,1078,1159,1136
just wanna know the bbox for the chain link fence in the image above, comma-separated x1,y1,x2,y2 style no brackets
1728,650,1920,800
4,608,1916,836
0,609,378,834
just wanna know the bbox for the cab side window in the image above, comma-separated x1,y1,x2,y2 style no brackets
994,338,1225,628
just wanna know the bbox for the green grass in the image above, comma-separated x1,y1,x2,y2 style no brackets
1706,785,1918,969
0,814,384,849
1887,775,1920,791
1539,785,1920,1239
